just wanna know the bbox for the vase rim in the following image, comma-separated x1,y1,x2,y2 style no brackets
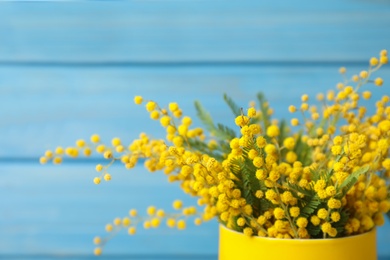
219,224,376,242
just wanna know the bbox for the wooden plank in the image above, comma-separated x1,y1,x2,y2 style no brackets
1,163,390,257
1,65,389,158
1,1,390,62
0,163,218,255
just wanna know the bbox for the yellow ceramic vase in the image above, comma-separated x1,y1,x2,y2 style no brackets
219,225,377,260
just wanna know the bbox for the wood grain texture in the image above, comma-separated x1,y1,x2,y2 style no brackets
1,0,390,62
2,0,390,258
0,163,218,256
1,163,390,257
1,65,389,158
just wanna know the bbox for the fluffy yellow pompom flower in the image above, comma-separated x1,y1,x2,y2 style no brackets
55,146,64,154
316,93,324,101
310,215,321,226
156,209,165,218
301,94,309,102
362,91,371,99
286,151,297,163
145,101,157,112
380,56,389,64
311,112,320,120
237,217,246,227
169,102,179,112
243,227,253,236
382,159,390,170
327,90,335,101
111,137,121,147
317,208,328,219
247,149,258,160
166,218,176,228
265,189,278,201
331,212,341,222
301,103,309,111
289,207,300,218
128,227,136,235
288,105,297,113
328,198,342,209
291,118,299,126
173,200,183,210
314,179,326,192
105,224,113,232
76,139,86,147
283,137,295,150
331,145,342,155
252,157,264,168
150,110,160,120
104,173,111,181
122,217,131,226
115,145,124,153
255,169,267,180
134,96,143,104
90,134,100,143
151,218,161,228
160,116,171,127
325,186,336,197
84,148,92,157
359,70,368,78
93,177,101,185
274,207,285,219
333,136,343,145
256,136,267,148
129,209,137,217
266,125,280,138
234,115,250,127
328,228,338,237
194,218,202,226
143,221,151,229
103,150,113,159
94,247,102,256
296,217,308,228
264,144,277,154
182,116,192,126
53,157,62,164
321,222,332,233
370,57,379,66
247,107,257,117
94,145,104,154
375,77,384,86
147,206,156,216
65,147,78,158
177,220,186,230
255,190,264,199
113,218,121,226
93,236,102,245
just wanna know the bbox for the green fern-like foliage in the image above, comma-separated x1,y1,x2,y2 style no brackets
194,101,236,141
192,100,237,158
230,149,261,212
187,139,225,161
337,165,369,198
223,93,242,117
286,182,322,237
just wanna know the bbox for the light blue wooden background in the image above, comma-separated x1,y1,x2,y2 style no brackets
1,1,390,259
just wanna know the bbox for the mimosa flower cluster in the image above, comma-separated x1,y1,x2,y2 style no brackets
41,50,390,255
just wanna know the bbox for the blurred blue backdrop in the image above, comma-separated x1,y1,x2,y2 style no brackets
1,1,390,259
